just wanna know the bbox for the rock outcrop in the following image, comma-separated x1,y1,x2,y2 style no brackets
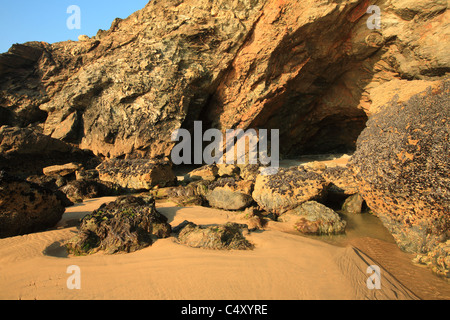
96,159,177,191
349,79,450,254
2,0,447,159
0,171,66,238
66,195,171,255
0,126,98,177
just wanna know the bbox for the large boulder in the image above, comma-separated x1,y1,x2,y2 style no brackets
66,195,171,255
349,79,450,255
0,171,66,238
252,167,328,215
96,159,177,191
279,201,346,235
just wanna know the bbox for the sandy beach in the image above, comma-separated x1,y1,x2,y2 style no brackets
0,197,448,300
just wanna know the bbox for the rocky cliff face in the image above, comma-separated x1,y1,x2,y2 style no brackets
1,0,448,159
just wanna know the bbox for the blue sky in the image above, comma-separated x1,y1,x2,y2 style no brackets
0,1,150,53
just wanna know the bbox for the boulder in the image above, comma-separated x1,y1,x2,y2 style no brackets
206,186,253,211
238,164,261,182
349,79,450,254
75,169,99,180
0,171,66,238
341,193,365,214
279,201,346,235
26,175,73,207
66,195,171,255
174,220,254,250
156,180,212,206
252,167,328,215
185,165,218,182
206,177,254,211
217,164,240,177
97,159,177,191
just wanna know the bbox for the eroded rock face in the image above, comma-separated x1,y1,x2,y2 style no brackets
97,159,177,191
349,79,450,254
2,1,447,159
1,1,268,159
66,195,171,255
206,178,254,210
0,126,98,177
0,171,66,238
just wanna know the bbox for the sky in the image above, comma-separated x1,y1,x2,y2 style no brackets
0,0,150,53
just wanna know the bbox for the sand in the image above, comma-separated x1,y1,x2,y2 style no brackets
1,196,448,300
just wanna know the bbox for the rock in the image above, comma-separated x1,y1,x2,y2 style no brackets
0,126,98,177
174,220,254,250
206,186,253,211
185,165,218,182
0,171,66,238
0,1,448,160
242,207,265,231
0,126,73,156
49,111,79,142
413,240,450,279
279,201,346,235
349,79,450,254
217,164,240,177
78,35,90,41
161,180,211,206
238,164,261,182
26,175,73,207
97,159,177,191
26,174,67,189
321,166,359,195
252,167,328,215
75,169,99,180
1,1,268,159
66,195,171,255
206,177,254,210
43,162,82,177
59,179,124,202
391,0,448,21
341,193,365,214
59,180,100,202
302,161,327,172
